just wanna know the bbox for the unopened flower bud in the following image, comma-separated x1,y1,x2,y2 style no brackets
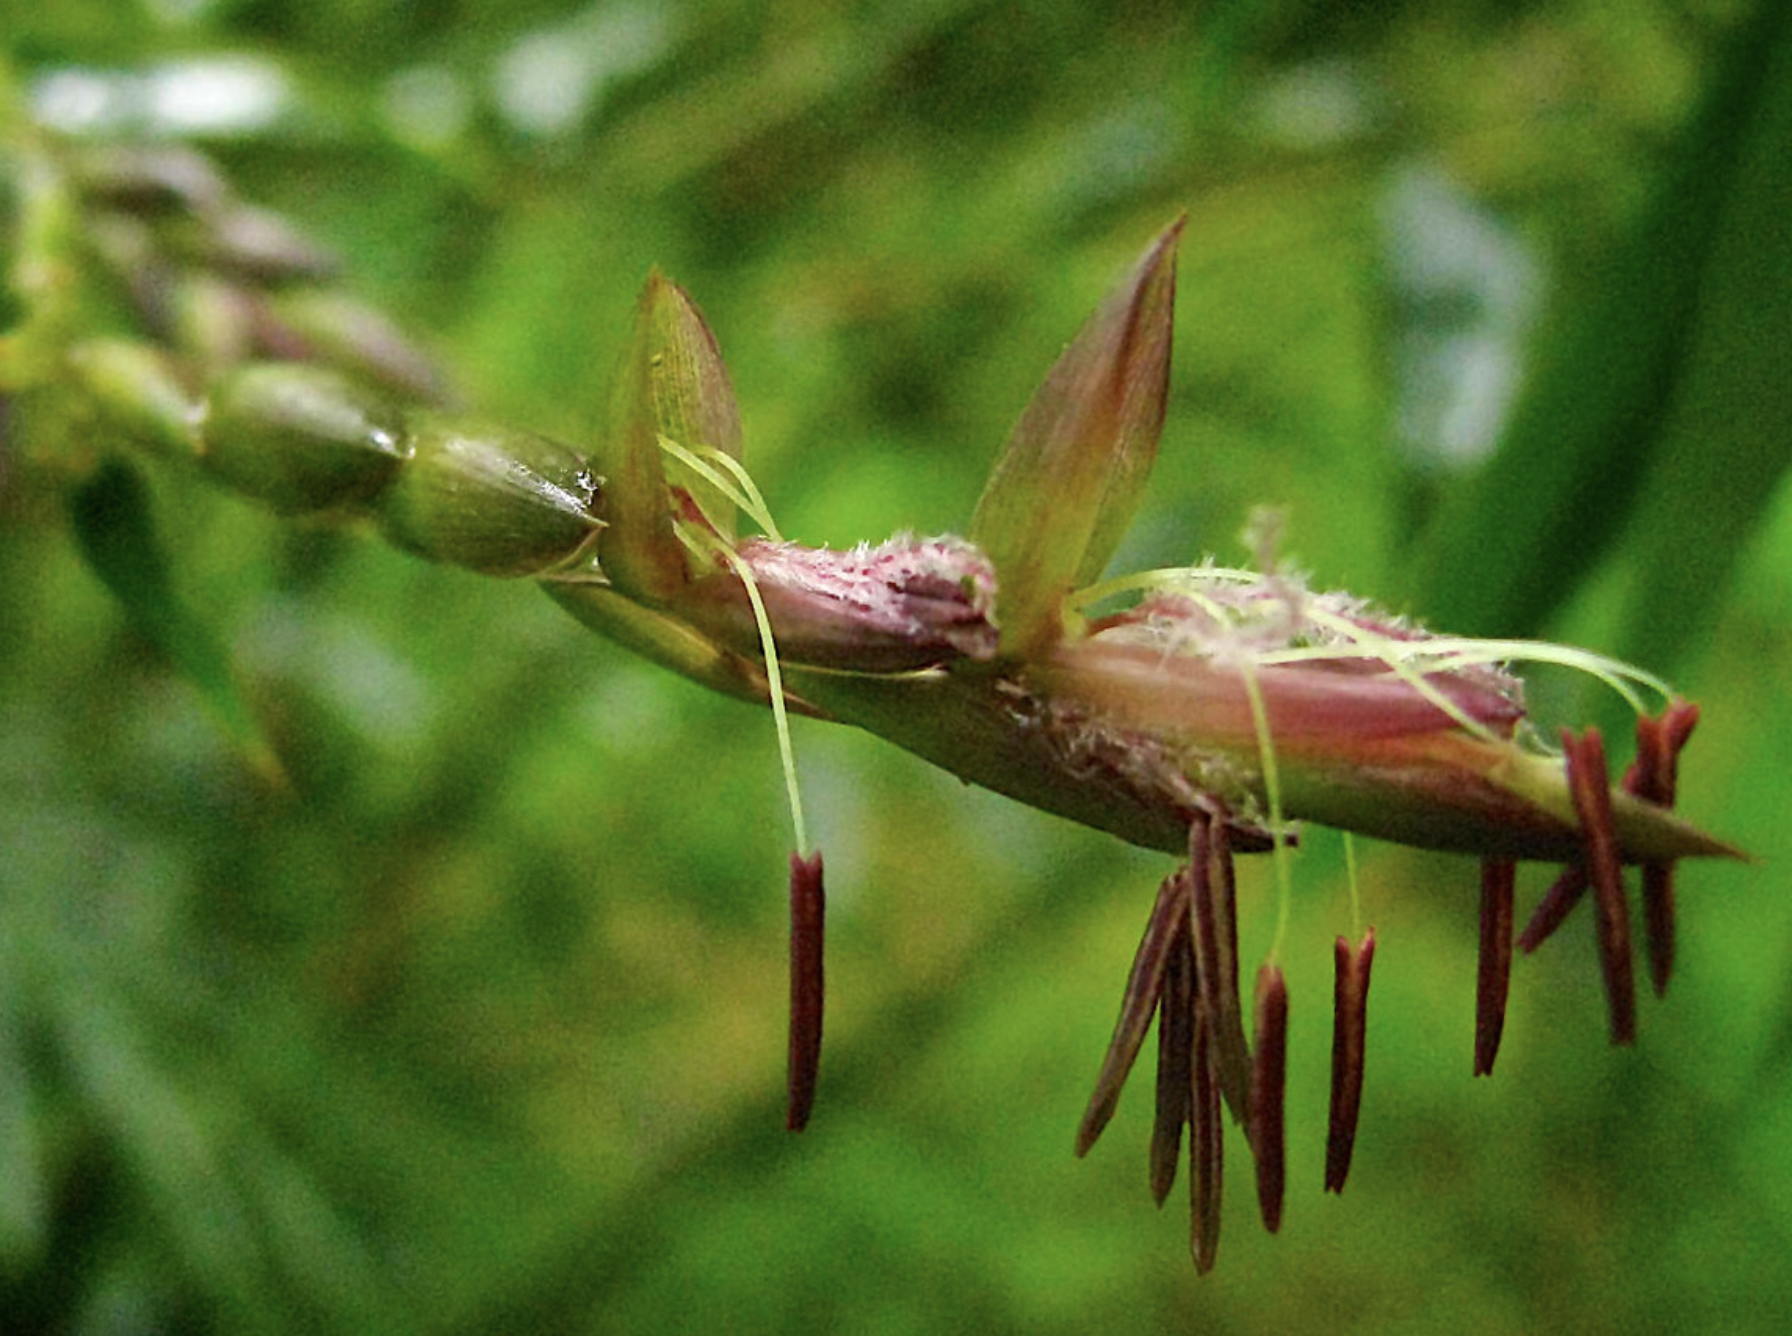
198,363,409,513
375,414,601,576
172,273,261,373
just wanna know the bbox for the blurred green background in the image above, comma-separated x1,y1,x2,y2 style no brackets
4,1,1791,1332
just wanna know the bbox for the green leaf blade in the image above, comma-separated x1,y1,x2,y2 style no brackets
68,458,283,781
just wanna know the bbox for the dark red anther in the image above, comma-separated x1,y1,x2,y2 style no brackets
1475,859,1516,1075
1562,729,1634,1046
1250,963,1288,1234
1190,1004,1223,1275
1518,864,1589,953
1150,924,1195,1205
785,850,826,1131
1325,929,1375,1194
1077,870,1191,1156
1632,703,1698,996
1523,703,1700,970
1189,810,1252,1126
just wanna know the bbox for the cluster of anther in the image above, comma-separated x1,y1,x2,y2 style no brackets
1484,701,1701,1065
1066,804,1308,1272
1063,703,1698,1273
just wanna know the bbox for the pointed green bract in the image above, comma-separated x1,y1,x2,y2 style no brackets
596,273,744,600
644,278,744,541
971,219,1183,658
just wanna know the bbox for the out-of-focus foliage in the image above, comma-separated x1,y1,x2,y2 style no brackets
2,2,1789,1332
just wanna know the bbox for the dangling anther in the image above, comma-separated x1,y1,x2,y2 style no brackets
1562,729,1634,1046
1190,1003,1224,1275
785,850,826,1131
1189,809,1252,1125
1326,929,1375,1193
1077,870,1191,1156
1518,865,1589,953
1150,920,1196,1204
1475,859,1516,1075
1250,963,1288,1234
1628,703,1699,996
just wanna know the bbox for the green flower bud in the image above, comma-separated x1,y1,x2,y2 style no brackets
375,414,601,576
198,363,409,513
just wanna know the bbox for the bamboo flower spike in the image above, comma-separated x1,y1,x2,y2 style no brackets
544,222,1738,1272
36,142,1742,1274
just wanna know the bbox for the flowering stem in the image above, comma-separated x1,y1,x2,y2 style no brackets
22,126,1748,1268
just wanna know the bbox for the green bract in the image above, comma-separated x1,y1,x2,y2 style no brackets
594,272,744,601
971,219,1182,659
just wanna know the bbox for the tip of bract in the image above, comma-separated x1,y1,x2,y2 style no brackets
971,218,1183,660
598,272,745,600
